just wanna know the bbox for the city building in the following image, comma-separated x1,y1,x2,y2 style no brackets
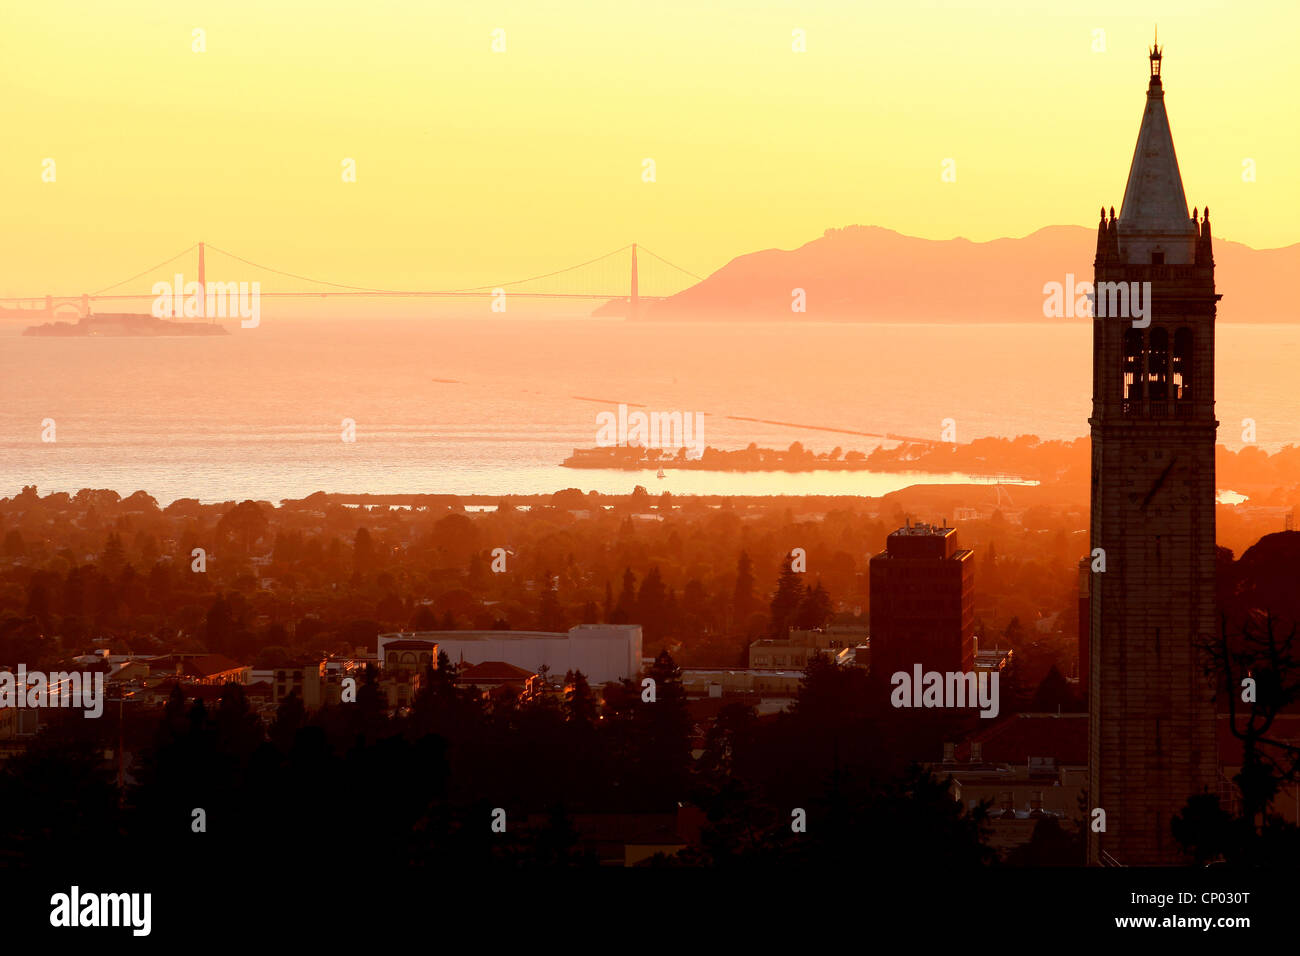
322,657,374,706
869,519,975,677
149,654,251,686
679,667,803,700
273,661,324,710
382,640,436,674
748,627,858,670
1088,44,1219,865
376,624,642,686
973,642,1013,676
455,661,541,701
936,713,1089,858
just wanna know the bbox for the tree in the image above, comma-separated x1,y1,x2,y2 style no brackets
733,551,755,626
1030,665,1080,712
1004,814,1084,866
613,568,636,624
769,552,805,637
205,594,234,654
563,670,598,726
537,570,564,632
637,566,667,642
213,682,265,760
4,529,26,557
353,527,374,575
630,651,692,809
551,488,587,510
101,533,126,578
253,645,294,669
218,500,270,554
1003,616,1024,643
407,653,464,737
794,580,833,631
410,605,438,630
467,551,490,590
270,690,306,751
1177,613,1300,863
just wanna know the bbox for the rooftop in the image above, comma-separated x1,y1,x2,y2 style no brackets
457,661,537,683
155,654,248,679
380,625,638,644
889,520,955,538
955,712,1088,766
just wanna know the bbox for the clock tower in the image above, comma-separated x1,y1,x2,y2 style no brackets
1087,41,1220,865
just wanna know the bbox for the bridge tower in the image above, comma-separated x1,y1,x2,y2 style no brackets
198,241,207,321
630,243,639,320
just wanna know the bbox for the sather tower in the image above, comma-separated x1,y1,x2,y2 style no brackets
1087,40,1220,865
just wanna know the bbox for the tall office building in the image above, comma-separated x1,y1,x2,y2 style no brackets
869,520,975,677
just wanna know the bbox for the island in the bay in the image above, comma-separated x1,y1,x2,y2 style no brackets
562,435,1086,482
22,312,229,337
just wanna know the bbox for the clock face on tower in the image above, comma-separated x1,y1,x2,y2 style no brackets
1125,453,1181,523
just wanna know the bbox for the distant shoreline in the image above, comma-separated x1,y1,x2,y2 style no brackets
0,483,1043,511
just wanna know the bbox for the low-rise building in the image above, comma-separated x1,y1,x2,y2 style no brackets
377,624,641,686
749,626,868,670
931,712,1089,858
455,661,541,702
273,661,324,710
153,654,251,686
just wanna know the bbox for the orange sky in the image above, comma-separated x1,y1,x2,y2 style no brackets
1,0,1294,298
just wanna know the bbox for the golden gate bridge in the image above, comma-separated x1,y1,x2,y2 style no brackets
0,241,703,320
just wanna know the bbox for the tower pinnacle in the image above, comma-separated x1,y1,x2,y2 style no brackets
1117,43,1195,264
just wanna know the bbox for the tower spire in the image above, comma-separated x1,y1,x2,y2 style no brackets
1117,42,1194,264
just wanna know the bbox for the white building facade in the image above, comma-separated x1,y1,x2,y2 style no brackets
377,624,642,686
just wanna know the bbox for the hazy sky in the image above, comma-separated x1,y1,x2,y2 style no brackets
1,0,1294,297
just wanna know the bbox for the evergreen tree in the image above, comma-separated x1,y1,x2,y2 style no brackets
2,529,24,557
631,650,692,809
270,689,306,751
769,552,805,637
612,567,636,624
205,594,234,654
563,670,598,726
101,533,126,578
637,566,666,640
538,570,564,632
733,551,755,624
353,527,374,575
794,579,833,630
